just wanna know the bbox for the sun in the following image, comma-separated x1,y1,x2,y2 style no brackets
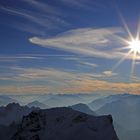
128,39,140,54
111,14,140,82
112,22,140,81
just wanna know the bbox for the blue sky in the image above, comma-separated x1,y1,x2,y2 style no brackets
0,0,140,94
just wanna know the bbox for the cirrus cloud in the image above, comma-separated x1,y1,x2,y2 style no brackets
29,27,128,59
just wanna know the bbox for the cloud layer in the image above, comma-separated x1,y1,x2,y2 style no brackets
29,27,128,59
0,66,139,94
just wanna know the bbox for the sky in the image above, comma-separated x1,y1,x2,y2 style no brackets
0,0,140,95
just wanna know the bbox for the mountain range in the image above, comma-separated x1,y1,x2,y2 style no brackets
92,94,140,140
0,103,118,140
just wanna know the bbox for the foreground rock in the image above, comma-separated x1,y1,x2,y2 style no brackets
12,107,119,140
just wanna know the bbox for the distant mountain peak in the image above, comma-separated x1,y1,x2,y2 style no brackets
70,103,96,116
27,100,49,109
0,103,38,126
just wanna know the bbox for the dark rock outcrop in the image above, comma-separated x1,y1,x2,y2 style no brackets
12,107,119,140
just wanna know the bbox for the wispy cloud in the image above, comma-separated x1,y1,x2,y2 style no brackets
0,65,117,83
72,79,140,94
59,0,107,11
21,0,60,15
130,75,140,83
86,71,118,79
0,86,50,94
29,27,126,59
78,61,98,68
0,67,94,82
0,1,69,35
0,78,140,94
29,27,140,60
0,65,139,94
60,0,90,9
102,71,118,77
62,56,98,68
0,6,68,29
0,55,42,62
0,0,113,35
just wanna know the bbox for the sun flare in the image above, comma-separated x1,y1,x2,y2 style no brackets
128,39,140,54
112,19,140,82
